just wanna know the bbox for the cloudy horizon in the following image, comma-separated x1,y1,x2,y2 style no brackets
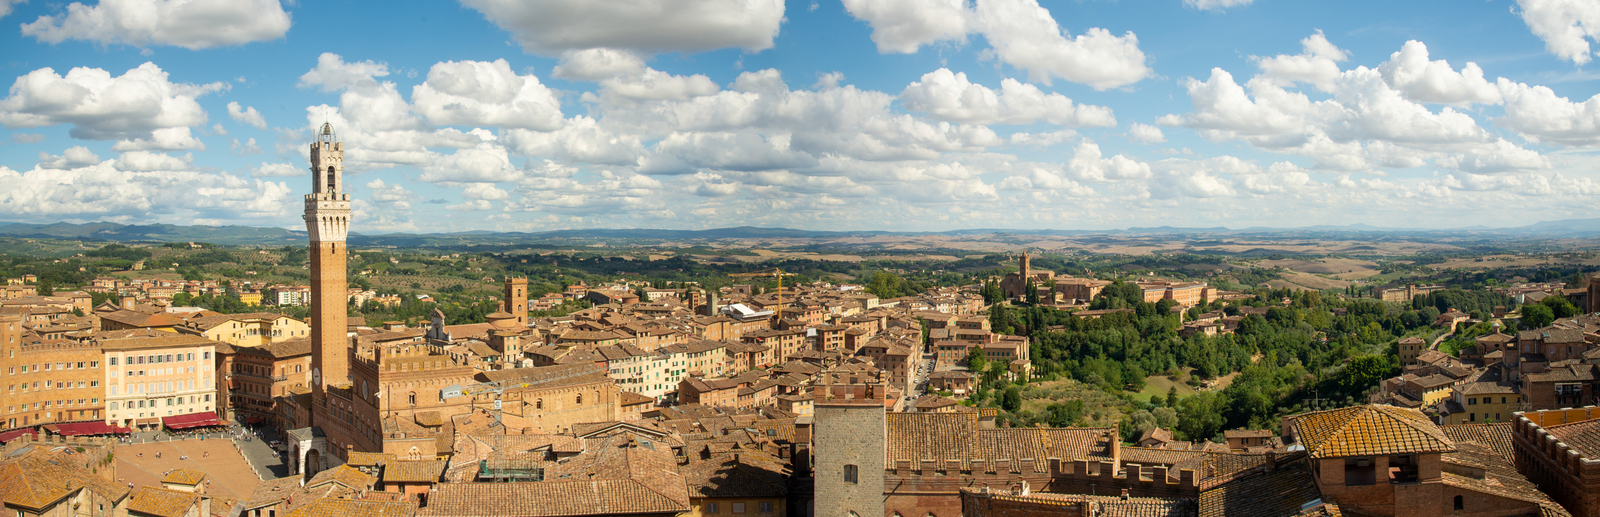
2,0,1600,233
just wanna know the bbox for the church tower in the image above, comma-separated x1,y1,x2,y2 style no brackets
305,123,352,415
1020,250,1031,280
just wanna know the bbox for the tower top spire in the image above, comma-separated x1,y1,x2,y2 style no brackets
315,122,338,145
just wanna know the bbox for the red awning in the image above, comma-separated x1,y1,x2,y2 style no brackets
0,428,37,443
244,416,265,424
48,421,131,436
162,411,225,430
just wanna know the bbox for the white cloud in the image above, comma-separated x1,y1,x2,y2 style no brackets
1008,129,1077,147
411,59,564,130
363,179,413,210
0,0,24,18
552,48,646,80
974,0,1150,89
504,116,645,166
227,102,267,129
12,133,46,144
843,0,1149,89
1066,139,1151,181
1253,30,1348,91
1515,0,1600,65
1496,78,1600,146
899,68,1116,126
0,162,293,220
230,137,262,155
461,183,510,200
840,0,970,53
459,0,785,55
111,126,206,151
298,53,388,93
114,150,191,171
447,199,494,211
1184,0,1253,11
37,146,101,168
0,62,225,140
20,0,290,49
1375,41,1499,105
1128,123,1166,143
251,162,302,177
420,143,520,183
638,131,819,174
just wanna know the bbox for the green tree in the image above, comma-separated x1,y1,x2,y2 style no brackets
967,346,987,371
1167,386,1180,408
1338,355,1389,394
1175,391,1225,441
1521,304,1555,329
1002,386,1022,412
1152,407,1178,430
35,280,53,296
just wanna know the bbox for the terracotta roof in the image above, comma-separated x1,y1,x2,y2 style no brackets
161,468,206,486
884,412,1113,471
382,460,445,484
285,498,418,517
1439,423,1516,464
97,332,220,350
128,486,199,517
1291,405,1455,459
1441,442,1570,515
0,454,129,510
305,465,375,491
1121,446,1205,467
1197,454,1329,517
681,451,788,499
1546,418,1600,459
346,452,395,467
419,479,689,517
243,476,303,510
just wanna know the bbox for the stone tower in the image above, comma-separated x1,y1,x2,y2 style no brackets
305,122,352,415
812,383,886,517
1020,251,1031,280
502,277,528,326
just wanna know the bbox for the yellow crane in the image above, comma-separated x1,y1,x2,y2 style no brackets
728,268,799,321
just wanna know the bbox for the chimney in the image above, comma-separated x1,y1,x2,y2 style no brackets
1265,451,1277,472
1120,488,1129,500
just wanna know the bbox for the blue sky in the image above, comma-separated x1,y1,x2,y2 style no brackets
2,0,1599,233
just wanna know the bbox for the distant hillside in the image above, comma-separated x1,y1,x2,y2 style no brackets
1,218,1597,247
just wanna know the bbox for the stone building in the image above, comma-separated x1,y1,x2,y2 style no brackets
99,332,220,430
1,314,108,429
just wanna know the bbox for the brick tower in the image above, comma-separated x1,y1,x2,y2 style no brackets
305,122,352,415
503,277,528,326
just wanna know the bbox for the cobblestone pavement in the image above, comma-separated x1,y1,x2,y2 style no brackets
115,435,261,500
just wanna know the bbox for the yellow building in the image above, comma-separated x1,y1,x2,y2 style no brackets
238,292,263,306
1438,381,1520,424
179,312,310,348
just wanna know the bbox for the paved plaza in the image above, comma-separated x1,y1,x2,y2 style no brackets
112,427,291,501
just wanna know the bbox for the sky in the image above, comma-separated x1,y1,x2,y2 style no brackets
2,0,1600,234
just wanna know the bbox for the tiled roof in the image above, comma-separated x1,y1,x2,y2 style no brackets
306,465,376,491
285,498,418,517
128,486,199,517
1441,442,1570,516
975,490,1197,517
382,460,445,483
1440,423,1516,464
1197,454,1332,517
418,479,690,516
884,413,1113,471
161,468,206,485
0,455,129,510
682,451,788,499
346,452,395,467
1546,417,1600,459
1291,405,1455,458
1121,447,1205,467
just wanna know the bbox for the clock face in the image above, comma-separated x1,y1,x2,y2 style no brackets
312,367,321,385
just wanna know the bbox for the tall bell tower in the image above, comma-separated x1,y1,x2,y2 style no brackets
306,122,351,416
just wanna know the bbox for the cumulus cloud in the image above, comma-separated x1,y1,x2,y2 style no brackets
974,0,1150,89
552,48,646,80
899,68,1115,126
1375,41,1499,105
638,131,819,174
1515,0,1600,65
840,0,970,53
1253,30,1348,91
504,116,645,166
411,59,564,130
1128,123,1165,143
364,178,413,210
38,146,101,168
230,137,262,155
227,102,267,129
459,0,785,55
0,0,23,18
114,150,191,171
298,53,388,93
0,62,226,140
1066,139,1151,181
843,0,1149,89
1496,78,1600,146
111,126,206,151
20,0,291,49
1008,129,1077,147
251,162,302,177
420,143,520,183
0,162,293,220
1184,0,1253,11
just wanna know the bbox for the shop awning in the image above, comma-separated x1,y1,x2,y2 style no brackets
245,416,265,424
46,421,131,436
0,428,37,443
162,411,226,429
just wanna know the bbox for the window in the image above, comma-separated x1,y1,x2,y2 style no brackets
1454,495,1464,510
706,503,719,514
759,502,773,513
576,394,582,405
1344,457,1375,486
844,464,859,484
732,502,745,513
1468,398,1477,405
408,393,416,405
536,399,543,409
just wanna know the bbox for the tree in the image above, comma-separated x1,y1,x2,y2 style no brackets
1002,386,1022,412
1166,386,1180,408
1152,407,1179,430
1338,355,1389,394
1175,392,1225,441
1521,304,1555,329
967,346,987,371
35,281,53,296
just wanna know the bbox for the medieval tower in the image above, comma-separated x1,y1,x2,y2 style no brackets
503,277,528,326
305,122,352,417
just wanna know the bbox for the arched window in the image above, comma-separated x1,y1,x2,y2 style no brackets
326,166,336,190
408,392,416,405
536,399,543,410
1454,495,1464,510
576,394,583,405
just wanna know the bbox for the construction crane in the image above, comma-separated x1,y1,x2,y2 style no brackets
728,268,799,321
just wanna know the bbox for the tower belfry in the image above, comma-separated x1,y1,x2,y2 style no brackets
305,122,352,418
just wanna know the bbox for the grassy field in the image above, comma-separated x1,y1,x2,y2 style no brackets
1137,371,1199,401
